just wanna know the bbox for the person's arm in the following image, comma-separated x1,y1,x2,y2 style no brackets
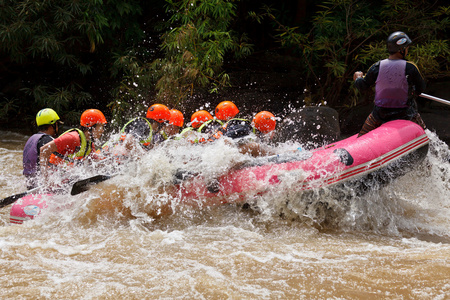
37,135,54,149
354,61,380,91
39,141,58,180
406,61,426,95
238,142,275,157
36,135,54,163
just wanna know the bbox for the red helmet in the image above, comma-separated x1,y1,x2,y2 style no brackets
80,109,107,128
190,110,213,129
169,109,184,127
146,104,171,123
215,101,239,121
252,111,276,133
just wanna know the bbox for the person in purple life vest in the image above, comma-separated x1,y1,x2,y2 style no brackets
23,108,63,189
353,31,426,137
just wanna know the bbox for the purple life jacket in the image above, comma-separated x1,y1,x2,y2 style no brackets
375,59,408,108
23,133,47,176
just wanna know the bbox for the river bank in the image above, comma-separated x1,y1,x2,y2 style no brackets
2,51,449,146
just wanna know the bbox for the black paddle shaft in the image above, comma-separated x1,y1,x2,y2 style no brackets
0,191,29,209
0,186,41,209
70,174,115,196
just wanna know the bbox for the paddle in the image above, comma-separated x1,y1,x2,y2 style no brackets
0,186,40,209
70,174,117,196
420,93,450,106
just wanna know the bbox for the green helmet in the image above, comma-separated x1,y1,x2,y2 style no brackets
36,108,61,126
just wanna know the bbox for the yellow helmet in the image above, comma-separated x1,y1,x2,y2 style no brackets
36,108,61,126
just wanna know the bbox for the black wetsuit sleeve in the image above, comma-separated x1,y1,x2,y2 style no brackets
354,61,380,91
406,61,426,95
37,135,53,150
36,134,54,164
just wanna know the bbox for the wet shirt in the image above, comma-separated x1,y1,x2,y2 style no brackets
23,133,53,176
37,134,54,151
375,59,408,107
355,58,426,108
151,132,166,145
54,131,87,155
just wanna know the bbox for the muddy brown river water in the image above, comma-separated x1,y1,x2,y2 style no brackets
1,130,449,299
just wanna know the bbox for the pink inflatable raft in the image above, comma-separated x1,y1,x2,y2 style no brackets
10,194,49,224
174,120,429,205
10,120,429,223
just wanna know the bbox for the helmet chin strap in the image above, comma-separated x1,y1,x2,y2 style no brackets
51,124,58,137
399,47,408,59
155,121,166,133
88,126,95,143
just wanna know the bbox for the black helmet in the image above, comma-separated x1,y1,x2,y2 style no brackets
387,31,412,54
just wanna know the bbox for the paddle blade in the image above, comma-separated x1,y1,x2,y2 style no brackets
0,186,40,209
70,175,114,196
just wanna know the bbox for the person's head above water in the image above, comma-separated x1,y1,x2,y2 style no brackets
215,101,239,121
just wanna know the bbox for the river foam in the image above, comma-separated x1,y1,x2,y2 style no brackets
1,129,449,298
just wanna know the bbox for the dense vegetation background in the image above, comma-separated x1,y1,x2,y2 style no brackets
1,0,449,132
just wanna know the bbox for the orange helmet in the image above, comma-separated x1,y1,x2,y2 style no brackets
169,109,184,127
146,104,171,123
252,111,276,133
214,101,239,121
80,109,107,128
190,110,213,129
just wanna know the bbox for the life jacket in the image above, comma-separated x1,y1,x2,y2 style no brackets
223,118,255,139
151,130,167,145
101,117,153,155
375,59,409,108
176,127,193,140
174,127,206,144
205,118,255,143
23,133,48,176
120,117,153,146
159,130,180,141
197,119,224,143
197,119,223,134
152,125,182,143
48,128,92,166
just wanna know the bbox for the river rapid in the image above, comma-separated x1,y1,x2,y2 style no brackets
1,129,449,299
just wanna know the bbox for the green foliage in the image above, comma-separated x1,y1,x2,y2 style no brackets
0,0,108,66
251,0,450,107
108,0,254,120
0,0,144,127
107,48,185,127
107,51,155,126
20,83,92,125
2,0,448,128
151,0,253,107
0,97,20,120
